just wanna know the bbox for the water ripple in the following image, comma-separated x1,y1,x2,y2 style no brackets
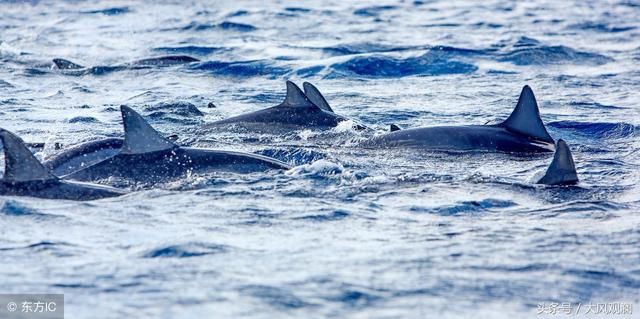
142,242,228,258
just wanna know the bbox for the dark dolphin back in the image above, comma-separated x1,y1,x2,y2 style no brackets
206,81,348,130
53,58,85,70
0,128,124,200
132,55,200,66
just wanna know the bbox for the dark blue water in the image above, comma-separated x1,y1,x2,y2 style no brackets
0,1,639,318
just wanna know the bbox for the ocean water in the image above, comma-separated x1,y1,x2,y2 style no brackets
0,0,639,318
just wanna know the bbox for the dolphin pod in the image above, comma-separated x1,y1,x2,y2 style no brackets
62,106,291,184
0,83,583,200
42,81,363,176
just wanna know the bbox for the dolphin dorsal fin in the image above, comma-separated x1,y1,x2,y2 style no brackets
279,81,320,109
303,82,334,113
53,58,84,70
501,85,554,143
537,139,579,185
120,106,177,155
0,129,57,182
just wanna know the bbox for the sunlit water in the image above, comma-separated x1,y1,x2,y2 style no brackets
1,1,639,318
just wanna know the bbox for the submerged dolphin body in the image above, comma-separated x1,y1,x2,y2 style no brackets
64,106,291,184
43,135,179,176
536,139,578,185
43,138,123,176
362,86,556,153
52,55,200,75
203,81,366,133
0,129,125,200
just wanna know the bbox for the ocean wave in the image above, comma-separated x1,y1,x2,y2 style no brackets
567,101,627,110
190,60,290,78
410,199,516,215
287,160,344,177
327,287,383,308
0,200,54,219
295,65,325,77
255,148,327,165
66,116,100,123
240,285,310,309
80,7,130,16
329,51,477,78
499,46,613,65
292,210,350,222
353,5,398,17
548,121,637,139
0,79,14,88
181,21,256,32
144,101,204,118
143,242,228,258
152,46,224,56
320,43,424,56
568,21,636,33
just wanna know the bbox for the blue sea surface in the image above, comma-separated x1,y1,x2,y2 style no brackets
0,1,639,318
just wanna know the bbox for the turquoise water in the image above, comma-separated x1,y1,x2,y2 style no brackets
0,1,639,318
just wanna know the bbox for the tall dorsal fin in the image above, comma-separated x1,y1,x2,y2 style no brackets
501,85,554,143
537,139,578,185
0,129,57,182
303,82,334,113
279,81,320,109
53,58,85,70
120,106,177,155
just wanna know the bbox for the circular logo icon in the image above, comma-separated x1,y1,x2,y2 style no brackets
7,302,17,312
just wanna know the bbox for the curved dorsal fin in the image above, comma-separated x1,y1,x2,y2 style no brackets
53,58,85,70
303,82,334,113
0,129,57,182
389,124,402,132
279,81,320,109
120,106,177,155
537,139,578,185
501,85,554,143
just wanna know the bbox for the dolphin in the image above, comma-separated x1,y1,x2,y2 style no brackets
535,139,578,185
64,106,291,184
42,135,178,176
0,129,125,200
389,124,402,132
202,81,367,133
52,55,200,75
362,86,555,153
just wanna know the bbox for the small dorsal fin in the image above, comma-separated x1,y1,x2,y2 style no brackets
501,85,554,143
389,124,402,132
119,106,177,155
0,129,57,182
303,82,334,113
53,58,85,70
279,81,320,109
537,139,578,185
